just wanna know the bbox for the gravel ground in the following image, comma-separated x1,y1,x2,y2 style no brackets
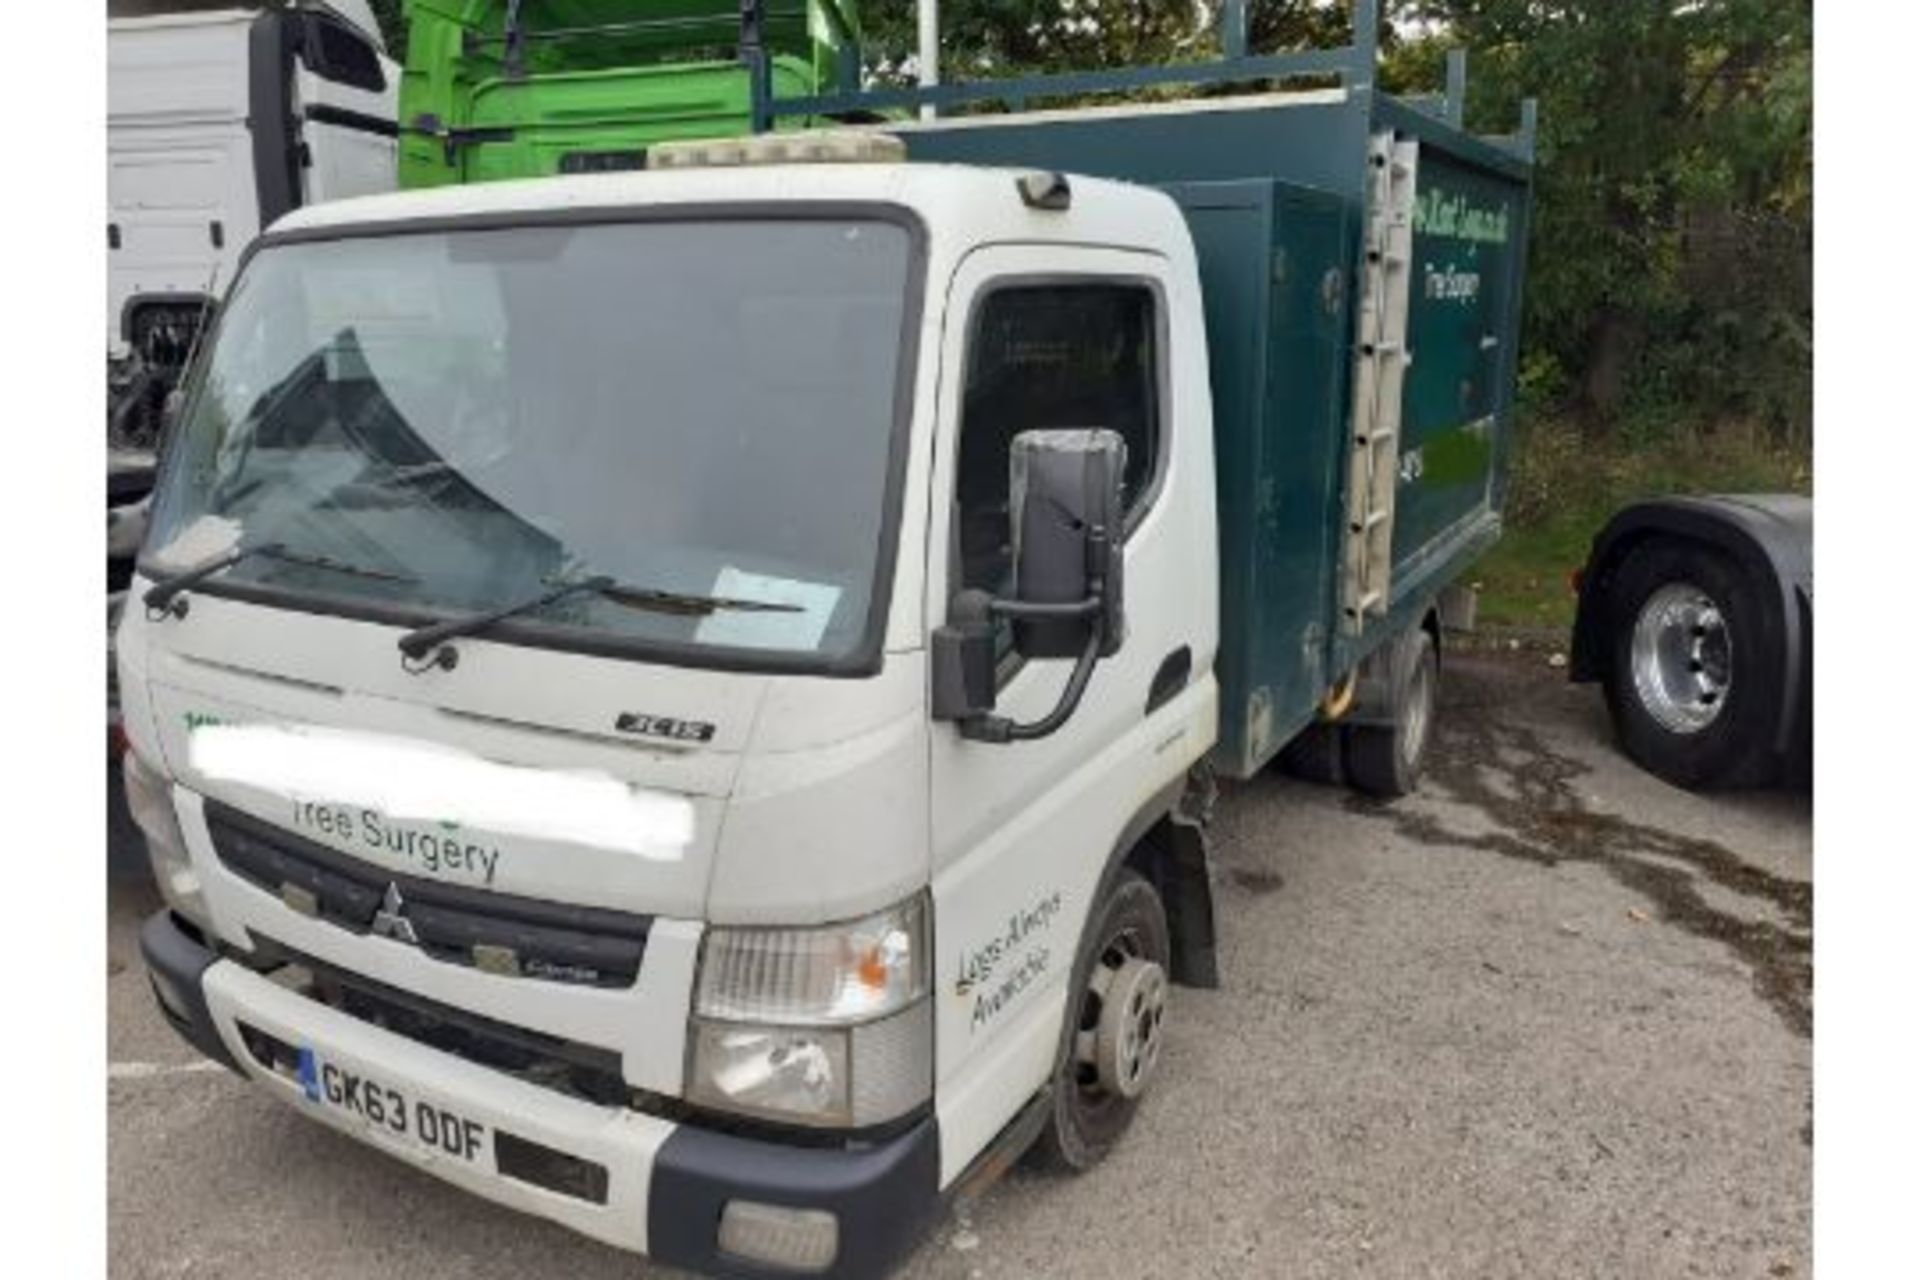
107,653,1811,1279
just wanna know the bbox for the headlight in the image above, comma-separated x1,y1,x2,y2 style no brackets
688,895,931,1128
122,748,209,930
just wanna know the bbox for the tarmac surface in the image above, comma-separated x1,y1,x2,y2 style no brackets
107,652,1812,1278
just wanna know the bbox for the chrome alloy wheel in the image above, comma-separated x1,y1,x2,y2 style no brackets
1630,581,1733,734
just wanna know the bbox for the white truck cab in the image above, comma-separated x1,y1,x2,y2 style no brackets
121,157,1222,1276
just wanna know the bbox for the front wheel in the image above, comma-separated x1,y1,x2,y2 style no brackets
1029,869,1171,1173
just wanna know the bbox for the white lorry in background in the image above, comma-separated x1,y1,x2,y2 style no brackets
108,0,396,743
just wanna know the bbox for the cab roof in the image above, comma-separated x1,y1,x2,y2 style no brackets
264,162,1191,260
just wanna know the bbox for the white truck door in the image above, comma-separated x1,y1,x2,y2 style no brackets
924,244,1206,1183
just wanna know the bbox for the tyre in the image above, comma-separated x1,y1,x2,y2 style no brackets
1030,869,1171,1173
1344,627,1437,799
1601,539,1776,789
1278,721,1346,785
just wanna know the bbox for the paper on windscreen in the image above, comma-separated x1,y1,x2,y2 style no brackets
695,567,843,652
152,513,243,567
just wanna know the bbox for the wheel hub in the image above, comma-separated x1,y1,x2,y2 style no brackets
1629,582,1732,734
1085,955,1168,1100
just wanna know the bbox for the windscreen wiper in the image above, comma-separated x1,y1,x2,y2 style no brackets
396,575,800,666
257,545,419,585
144,542,417,615
143,542,283,614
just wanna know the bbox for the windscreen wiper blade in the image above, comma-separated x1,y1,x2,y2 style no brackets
593,580,803,618
396,575,800,663
256,545,419,585
144,542,416,613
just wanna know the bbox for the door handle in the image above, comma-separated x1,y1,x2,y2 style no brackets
1146,646,1192,715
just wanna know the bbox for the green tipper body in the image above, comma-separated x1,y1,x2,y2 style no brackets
397,0,858,187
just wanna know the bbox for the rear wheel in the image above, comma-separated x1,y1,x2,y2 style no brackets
1030,870,1171,1173
1602,539,1775,789
1344,627,1438,798
1278,721,1346,785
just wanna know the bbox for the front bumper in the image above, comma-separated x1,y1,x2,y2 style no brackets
138,911,242,1074
139,911,941,1278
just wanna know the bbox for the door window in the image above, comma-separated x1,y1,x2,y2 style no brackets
954,282,1161,598
298,13,386,93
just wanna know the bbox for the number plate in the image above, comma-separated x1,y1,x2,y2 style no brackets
296,1047,490,1166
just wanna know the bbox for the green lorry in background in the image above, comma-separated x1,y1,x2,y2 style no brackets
396,0,862,186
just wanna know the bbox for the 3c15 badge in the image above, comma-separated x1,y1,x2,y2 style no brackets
614,712,716,744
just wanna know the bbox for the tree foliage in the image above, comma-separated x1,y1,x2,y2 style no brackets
1399,1,1811,439
856,2,1392,79
369,0,406,57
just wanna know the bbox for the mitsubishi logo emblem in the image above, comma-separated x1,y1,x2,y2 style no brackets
370,883,419,946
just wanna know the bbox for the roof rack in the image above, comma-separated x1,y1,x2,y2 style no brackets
740,0,1537,162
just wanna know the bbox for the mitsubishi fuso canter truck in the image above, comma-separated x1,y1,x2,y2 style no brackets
120,6,1535,1274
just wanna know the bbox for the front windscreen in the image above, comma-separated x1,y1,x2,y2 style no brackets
143,216,917,668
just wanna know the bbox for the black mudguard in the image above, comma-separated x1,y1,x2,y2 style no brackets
1570,494,1811,757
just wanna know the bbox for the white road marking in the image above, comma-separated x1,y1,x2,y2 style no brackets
109,1060,228,1081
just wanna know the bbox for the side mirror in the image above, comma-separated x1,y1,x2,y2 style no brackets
931,429,1128,742
1008,428,1126,660
297,14,387,93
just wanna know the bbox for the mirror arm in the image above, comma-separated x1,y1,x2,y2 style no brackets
960,519,1116,743
960,621,1105,744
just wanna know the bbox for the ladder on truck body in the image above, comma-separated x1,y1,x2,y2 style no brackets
1341,131,1420,632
